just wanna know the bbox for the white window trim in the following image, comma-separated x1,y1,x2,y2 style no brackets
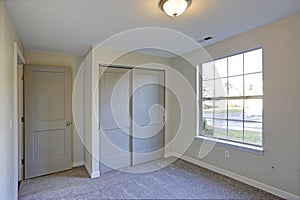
196,47,264,153
195,135,264,154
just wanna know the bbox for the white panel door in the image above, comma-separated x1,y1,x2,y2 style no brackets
25,65,72,179
99,68,131,173
132,68,165,165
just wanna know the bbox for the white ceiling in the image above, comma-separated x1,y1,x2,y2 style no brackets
4,0,300,57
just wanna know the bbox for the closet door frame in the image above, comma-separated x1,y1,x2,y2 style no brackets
99,65,166,168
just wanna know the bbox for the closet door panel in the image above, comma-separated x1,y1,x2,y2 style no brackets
99,68,131,173
132,69,165,165
100,68,131,130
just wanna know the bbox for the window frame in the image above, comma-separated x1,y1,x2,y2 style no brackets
196,47,264,150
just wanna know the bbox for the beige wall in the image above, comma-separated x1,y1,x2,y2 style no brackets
0,1,23,199
171,13,300,197
24,50,84,166
24,50,76,67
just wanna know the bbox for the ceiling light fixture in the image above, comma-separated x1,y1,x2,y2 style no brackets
159,0,192,17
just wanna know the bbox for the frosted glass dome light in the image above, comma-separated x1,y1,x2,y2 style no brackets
159,0,192,17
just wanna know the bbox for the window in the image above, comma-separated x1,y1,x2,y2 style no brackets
198,48,263,147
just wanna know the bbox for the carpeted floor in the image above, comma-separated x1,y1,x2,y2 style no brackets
19,158,282,199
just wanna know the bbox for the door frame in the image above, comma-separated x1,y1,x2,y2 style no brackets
99,65,166,166
13,42,25,200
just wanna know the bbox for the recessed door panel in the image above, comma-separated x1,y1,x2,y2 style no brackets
100,68,131,130
33,71,65,122
33,129,66,162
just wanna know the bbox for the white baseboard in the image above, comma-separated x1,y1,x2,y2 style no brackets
164,152,175,158
166,152,300,200
72,161,84,168
84,162,100,179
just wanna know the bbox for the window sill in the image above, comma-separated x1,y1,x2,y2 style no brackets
195,136,264,155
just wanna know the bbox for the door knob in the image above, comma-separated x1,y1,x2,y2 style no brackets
66,121,72,127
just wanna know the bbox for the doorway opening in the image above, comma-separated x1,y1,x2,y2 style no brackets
14,42,25,199
99,66,166,173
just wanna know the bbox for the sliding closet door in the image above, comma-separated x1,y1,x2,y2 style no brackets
132,68,165,165
99,68,131,173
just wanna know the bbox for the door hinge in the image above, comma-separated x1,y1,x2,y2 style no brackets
98,123,100,130
21,117,24,123
21,159,24,165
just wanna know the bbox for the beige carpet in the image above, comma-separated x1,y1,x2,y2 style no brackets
19,158,282,199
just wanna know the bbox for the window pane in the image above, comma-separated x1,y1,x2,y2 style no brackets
214,119,227,139
228,76,243,97
202,61,214,80
228,54,243,76
215,100,227,119
202,100,213,119
215,78,228,97
228,120,243,142
244,49,262,74
200,49,263,147
244,122,262,146
215,58,227,78
228,100,243,120
245,99,262,122
202,80,214,98
245,73,262,96
202,118,213,136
